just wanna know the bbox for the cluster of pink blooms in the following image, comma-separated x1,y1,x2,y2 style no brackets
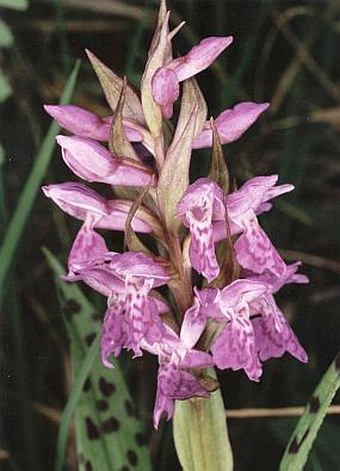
43,1,308,428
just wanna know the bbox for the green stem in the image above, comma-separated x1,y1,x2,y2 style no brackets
173,378,233,471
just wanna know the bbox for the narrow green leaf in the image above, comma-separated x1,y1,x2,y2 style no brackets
0,60,80,292
124,179,155,254
0,143,5,166
174,380,233,471
43,249,152,471
109,77,139,160
209,118,229,193
280,352,340,471
0,0,28,10
0,69,12,102
0,20,13,48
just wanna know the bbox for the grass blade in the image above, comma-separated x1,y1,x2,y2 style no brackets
280,353,340,471
56,332,101,471
0,60,80,292
0,0,28,10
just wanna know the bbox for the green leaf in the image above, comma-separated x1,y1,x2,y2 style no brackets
0,20,13,48
0,0,28,10
0,69,12,102
0,143,5,166
86,49,145,125
279,353,340,471
43,249,152,471
0,60,80,292
174,379,233,471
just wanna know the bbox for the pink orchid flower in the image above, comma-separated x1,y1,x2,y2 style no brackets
152,36,233,118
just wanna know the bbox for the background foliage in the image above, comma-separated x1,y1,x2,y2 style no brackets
1,0,339,470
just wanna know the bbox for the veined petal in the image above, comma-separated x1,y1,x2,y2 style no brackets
219,279,268,310
227,175,294,219
187,205,219,282
193,102,269,149
234,211,286,277
124,276,164,357
211,318,262,381
153,360,209,429
170,36,233,82
153,360,179,428
252,313,308,363
56,135,154,187
101,298,126,367
66,221,109,271
107,252,170,286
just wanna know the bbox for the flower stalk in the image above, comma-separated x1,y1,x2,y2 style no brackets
174,376,233,471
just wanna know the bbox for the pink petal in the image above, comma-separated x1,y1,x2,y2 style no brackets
107,252,169,286
211,318,262,381
234,213,286,277
67,222,109,271
151,67,180,118
42,182,152,233
57,135,154,187
101,300,126,367
42,182,108,220
171,36,233,82
177,178,225,282
180,298,207,349
193,102,269,148
44,104,111,141
252,315,308,363
220,279,268,309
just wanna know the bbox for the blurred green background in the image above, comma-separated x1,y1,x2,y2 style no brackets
0,0,339,470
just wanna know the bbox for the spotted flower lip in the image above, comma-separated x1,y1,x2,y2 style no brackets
189,280,308,381
56,135,155,187
100,252,170,364
177,177,225,282
143,322,213,429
